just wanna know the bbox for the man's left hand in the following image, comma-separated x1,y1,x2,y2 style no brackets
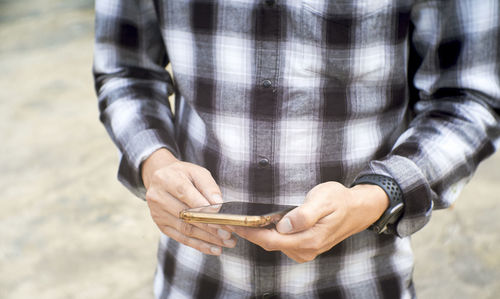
228,182,390,263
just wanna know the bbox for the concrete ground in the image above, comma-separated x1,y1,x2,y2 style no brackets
1,1,499,298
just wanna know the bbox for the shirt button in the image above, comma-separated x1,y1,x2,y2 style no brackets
258,157,270,167
261,79,272,88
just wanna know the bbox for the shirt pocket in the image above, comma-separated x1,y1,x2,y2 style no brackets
300,0,392,82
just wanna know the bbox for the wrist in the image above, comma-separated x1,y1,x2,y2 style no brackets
141,148,178,188
350,184,390,224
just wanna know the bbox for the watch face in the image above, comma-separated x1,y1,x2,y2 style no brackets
373,202,404,234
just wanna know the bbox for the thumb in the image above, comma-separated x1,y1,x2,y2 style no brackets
276,202,328,234
276,183,339,234
188,164,223,204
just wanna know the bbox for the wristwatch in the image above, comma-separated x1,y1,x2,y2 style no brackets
352,174,404,234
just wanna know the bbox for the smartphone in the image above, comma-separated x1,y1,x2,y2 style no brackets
179,201,297,227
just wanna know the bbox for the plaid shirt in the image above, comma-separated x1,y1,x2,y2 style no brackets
94,0,500,298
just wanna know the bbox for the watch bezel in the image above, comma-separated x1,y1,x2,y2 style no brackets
370,202,404,234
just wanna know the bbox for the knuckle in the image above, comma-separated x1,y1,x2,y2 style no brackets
196,223,216,236
150,169,161,182
261,240,275,251
292,209,313,229
295,209,310,223
294,256,307,263
208,234,224,246
151,169,167,185
260,244,271,252
308,181,343,197
197,223,210,231
163,227,197,251
176,161,188,169
180,221,195,236
302,253,317,263
294,251,317,263
175,184,187,200
145,192,155,204
199,167,212,176
145,188,157,201
293,208,306,220
168,160,183,170
323,181,343,190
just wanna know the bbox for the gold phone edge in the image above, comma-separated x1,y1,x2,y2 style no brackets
180,211,272,227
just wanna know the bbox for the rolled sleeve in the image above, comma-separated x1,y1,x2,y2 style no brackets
93,0,178,198
357,0,500,237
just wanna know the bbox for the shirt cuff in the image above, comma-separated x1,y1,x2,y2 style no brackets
117,128,179,199
356,154,434,237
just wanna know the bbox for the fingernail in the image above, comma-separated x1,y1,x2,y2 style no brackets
210,246,221,255
211,194,223,203
223,239,236,247
217,228,231,240
277,217,293,234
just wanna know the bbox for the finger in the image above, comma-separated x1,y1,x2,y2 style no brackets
276,191,336,234
161,169,212,208
183,219,236,244
182,217,234,243
148,187,232,241
230,227,288,252
168,213,237,248
281,249,308,263
157,176,231,238
158,212,237,248
232,225,326,260
162,226,223,255
187,165,223,204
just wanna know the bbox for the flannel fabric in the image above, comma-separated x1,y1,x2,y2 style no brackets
94,0,500,298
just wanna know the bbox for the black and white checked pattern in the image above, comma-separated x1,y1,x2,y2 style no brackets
94,0,500,298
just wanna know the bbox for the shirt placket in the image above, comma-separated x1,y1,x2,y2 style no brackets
251,0,282,297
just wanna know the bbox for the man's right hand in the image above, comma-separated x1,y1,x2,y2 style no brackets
141,148,237,255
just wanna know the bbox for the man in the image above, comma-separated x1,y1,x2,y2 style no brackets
93,0,500,298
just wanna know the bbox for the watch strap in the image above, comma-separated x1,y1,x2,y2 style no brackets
352,174,404,234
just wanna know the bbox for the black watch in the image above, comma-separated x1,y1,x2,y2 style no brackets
352,174,404,234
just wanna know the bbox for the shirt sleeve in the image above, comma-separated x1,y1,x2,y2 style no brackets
93,0,179,199
357,0,500,237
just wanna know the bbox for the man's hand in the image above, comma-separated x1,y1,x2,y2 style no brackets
229,182,389,263
142,148,237,256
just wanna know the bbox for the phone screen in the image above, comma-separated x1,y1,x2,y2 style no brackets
186,202,297,216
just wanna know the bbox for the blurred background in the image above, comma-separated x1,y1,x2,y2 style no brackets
0,1,499,298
